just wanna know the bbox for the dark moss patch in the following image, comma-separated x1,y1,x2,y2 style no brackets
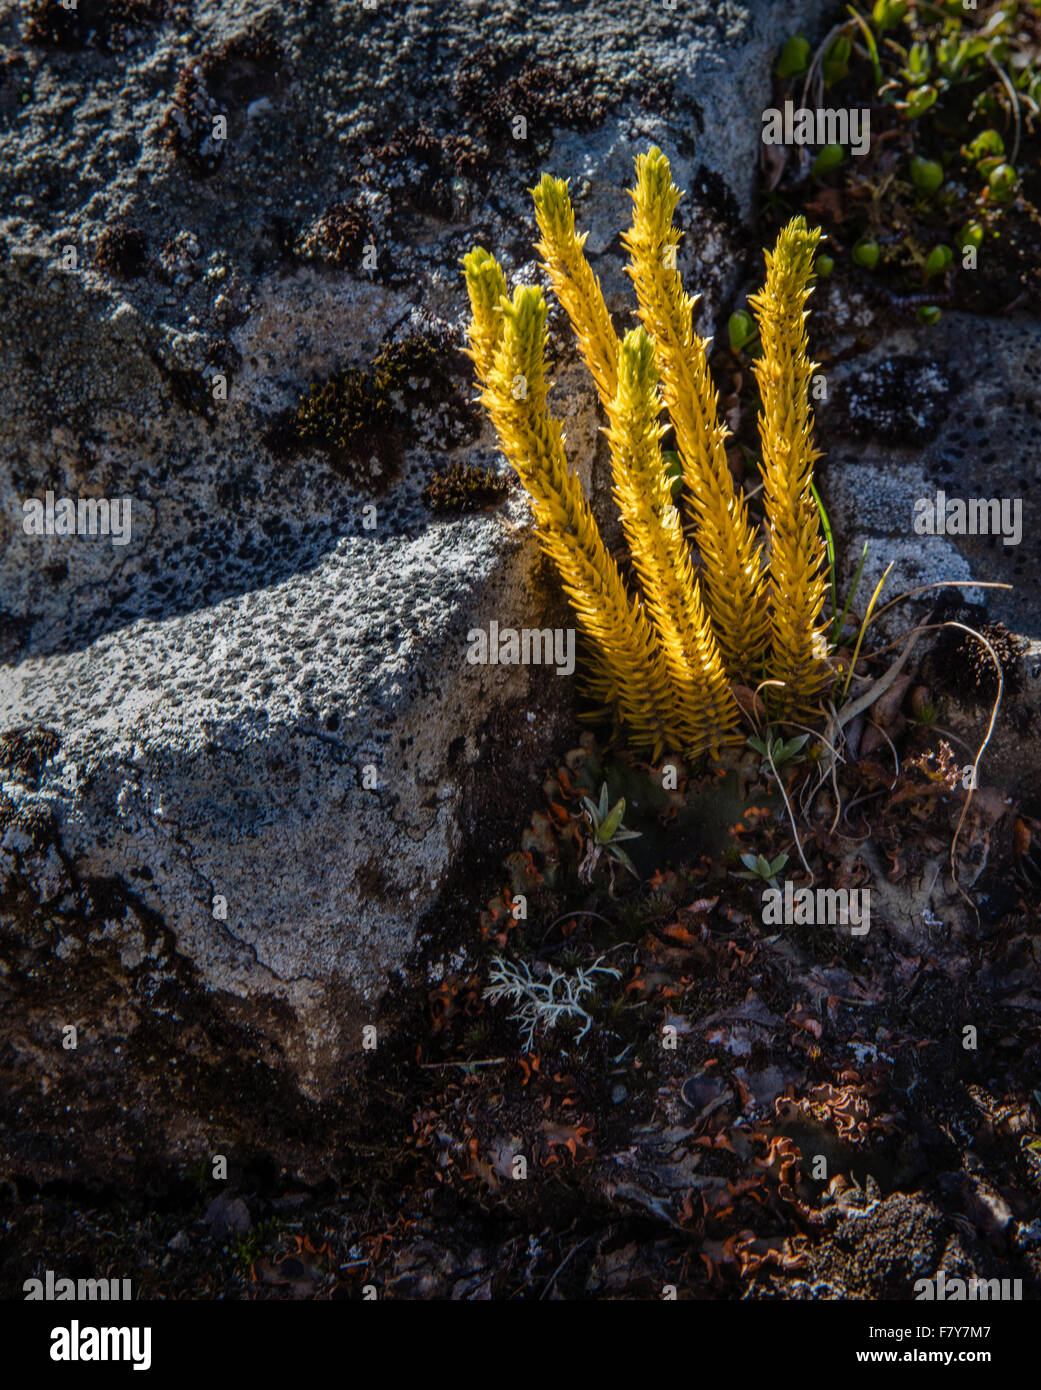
25,0,167,53
422,463,509,514
840,356,954,446
378,123,491,222
164,63,225,175
292,366,397,486
453,46,606,144
0,787,56,849
281,329,476,490
93,223,148,278
930,618,1027,703
296,202,373,271
200,15,286,107
163,17,287,177
0,727,61,784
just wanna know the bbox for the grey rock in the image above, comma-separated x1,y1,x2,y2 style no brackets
820,314,1038,644
0,0,835,1113
203,1194,251,1236
819,314,1041,794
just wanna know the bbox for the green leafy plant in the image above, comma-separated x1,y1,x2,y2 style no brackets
733,850,789,890
747,732,810,776
768,2,1041,307
579,783,642,881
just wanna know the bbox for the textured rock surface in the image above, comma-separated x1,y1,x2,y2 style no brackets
820,314,1039,641
818,313,1041,794
0,0,835,1106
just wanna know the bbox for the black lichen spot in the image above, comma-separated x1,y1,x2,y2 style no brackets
842,357,954,446
0,613,31,665
25,0,166,52
297,202,373,271
376,123,490,222
281,329,476,490
154,356,219,422
453,46,606,144
164,17,287,176
94,223,148,278
164,64,225,175
354,854,391,900
932,619,1026,702
0,727,61,784
423,463,509,514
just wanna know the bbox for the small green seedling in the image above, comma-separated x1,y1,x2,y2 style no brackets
958,222,984,251
822,33,852,87
872,0,909,31
812,143,846,176
910,155,943,194
776,35,811,80
852,238,880,269
748,731,810,776
733,851,789,891
924,243,953,278
580,783,642,881
728,309,757,353
987,163,1017,201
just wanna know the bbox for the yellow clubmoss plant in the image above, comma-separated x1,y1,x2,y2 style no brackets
749,217,831,706
462,147,833,761
622,148,770,682
464,269,686,760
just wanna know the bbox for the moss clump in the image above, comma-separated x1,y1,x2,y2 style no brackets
297,203,373,271
288,331,473,488
946,619,1026,700
164,17,286,176
25,0,166,52
422,463,509,514
164,65,225,175
453,47,606,143
0,727,61,784
94,223,149,278
0,790,55,849
375,123,492,221
293,366,392,484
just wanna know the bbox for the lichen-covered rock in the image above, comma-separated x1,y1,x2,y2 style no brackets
818,314,1041,795
0,0,836,1127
